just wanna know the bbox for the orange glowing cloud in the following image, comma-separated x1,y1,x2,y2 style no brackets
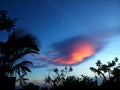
51,35,104,65
52,41,96,65
71,42,95,62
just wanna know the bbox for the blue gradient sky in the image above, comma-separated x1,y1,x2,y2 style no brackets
0,0,120,85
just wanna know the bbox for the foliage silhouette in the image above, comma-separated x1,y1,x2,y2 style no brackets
0,10,40,90
16,73,29,86
45,67,98,90
90,57,119,82
45,66,73,88
90,57,120,89
0,30,39,78
0,10,17,37
44,57,120,90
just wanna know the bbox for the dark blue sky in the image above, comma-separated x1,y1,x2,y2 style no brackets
0,0,120,85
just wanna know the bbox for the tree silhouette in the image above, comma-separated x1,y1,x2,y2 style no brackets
90,58,118,83
0,28,39,78
0,10,17,38
90,57,120,89
45,65,98,90
45,66,73,88
0,10,40,90
45,57,120,90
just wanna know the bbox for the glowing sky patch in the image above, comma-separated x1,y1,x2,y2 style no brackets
71,42,95,62
51,35,104,65
52,41,96,65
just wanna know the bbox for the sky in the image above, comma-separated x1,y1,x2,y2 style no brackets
0,0,120,85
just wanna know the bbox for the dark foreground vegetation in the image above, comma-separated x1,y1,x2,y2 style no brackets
0,10,120,90
44,57,120,90
0,10,40,90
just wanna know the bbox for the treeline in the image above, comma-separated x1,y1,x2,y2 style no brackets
44,57,120,90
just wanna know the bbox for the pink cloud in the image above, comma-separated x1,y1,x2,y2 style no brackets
50,35,104,65
52,41,97,65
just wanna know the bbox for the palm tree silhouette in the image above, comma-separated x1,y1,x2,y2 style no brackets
0,30,39,77
0,10,40,90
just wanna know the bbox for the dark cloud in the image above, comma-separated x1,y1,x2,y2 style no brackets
49,27,120,66
49,35,106,65
33,27,120,67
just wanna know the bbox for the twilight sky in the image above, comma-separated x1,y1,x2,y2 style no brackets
0,0,120,85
